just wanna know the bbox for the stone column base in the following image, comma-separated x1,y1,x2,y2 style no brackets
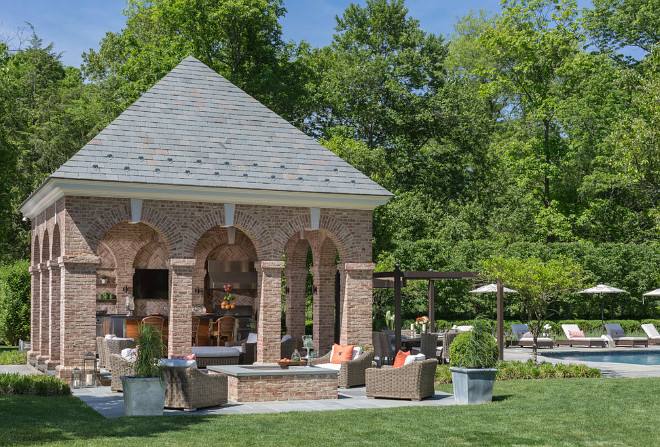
27,350,38,361
45,360,60,370
55,365,76,385
36,355,49,366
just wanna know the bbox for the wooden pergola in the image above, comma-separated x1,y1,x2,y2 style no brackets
373,265,506,360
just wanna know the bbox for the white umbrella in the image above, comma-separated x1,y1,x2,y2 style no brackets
642,288,660,305
470,283,517,320
469,283,517,294
578,284,627,333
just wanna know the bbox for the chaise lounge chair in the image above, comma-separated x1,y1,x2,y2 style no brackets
641,324,660,345
509,324,554,348
556,324,607,348
604,323,648,347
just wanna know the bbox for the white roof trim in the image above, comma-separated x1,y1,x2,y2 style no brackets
20,178,391,218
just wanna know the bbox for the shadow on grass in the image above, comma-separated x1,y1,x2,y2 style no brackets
492,394,513,402
1,395,215,445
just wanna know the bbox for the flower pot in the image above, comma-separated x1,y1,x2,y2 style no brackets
121,376,167,416
450,367,497,405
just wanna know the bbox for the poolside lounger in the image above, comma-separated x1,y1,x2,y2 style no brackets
509,324,554,348
641,324,660,345
604,323,648,347
556,324,607,348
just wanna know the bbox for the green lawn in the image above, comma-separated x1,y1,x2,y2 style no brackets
1,378,658,446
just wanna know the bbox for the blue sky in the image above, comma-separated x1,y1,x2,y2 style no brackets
2,0,592,68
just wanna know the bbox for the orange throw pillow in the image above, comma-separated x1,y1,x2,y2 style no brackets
330,344,355,364
393,350,410,368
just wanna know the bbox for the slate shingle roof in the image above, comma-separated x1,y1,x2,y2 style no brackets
51,56,392,198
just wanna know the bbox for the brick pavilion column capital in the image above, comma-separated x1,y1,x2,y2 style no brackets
255,260,285,272
167,258,196,268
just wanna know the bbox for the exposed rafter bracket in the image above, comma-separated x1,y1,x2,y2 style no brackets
224,203,235,227
130,198,142,223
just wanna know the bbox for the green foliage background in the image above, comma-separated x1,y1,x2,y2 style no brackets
3,0,660,330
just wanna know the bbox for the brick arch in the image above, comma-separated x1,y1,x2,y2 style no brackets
133,241,169,269
284,237,311,271
184,208,268,259
274,213,355,262
97,241,116,269
317,236,338,267
41,228,49,264
86,204,179,256
32,233,40,266
51,224,61,260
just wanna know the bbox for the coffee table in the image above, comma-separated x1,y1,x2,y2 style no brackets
207,364,339,402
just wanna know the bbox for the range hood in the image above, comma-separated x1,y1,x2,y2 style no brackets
207,260,257,289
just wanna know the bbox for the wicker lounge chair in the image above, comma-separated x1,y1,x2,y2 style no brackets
164,366,228,411
108,353,136,392
510,324,554,348
556,324,606,347
312,349,375,388
365,359,438,401
441,330,459,364
641,324,660,345
605,323,648,347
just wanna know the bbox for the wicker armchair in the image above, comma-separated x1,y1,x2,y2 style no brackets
365,359,438,400
311,350,375,388
164,366,228,411
441,330,459,364
96,337,108,369
108,353,136,392
225,340,255,365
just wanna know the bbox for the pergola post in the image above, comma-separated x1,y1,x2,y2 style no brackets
394,264,402,353
428,272,435,332
497,278,504,361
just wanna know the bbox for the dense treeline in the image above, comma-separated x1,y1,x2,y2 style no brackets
2,0,660,322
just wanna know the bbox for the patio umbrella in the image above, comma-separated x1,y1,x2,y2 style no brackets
470,283,517,320
578,284,627,333
642,287,660,305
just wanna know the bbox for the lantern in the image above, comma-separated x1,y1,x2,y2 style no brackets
71,367,82,389
82,351,98,387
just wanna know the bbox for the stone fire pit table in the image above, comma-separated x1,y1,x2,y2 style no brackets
207,364,339,402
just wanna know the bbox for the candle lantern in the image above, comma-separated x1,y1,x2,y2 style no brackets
71,367,82,389
82,351,98,387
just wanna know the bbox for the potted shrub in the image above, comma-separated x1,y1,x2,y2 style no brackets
449,319,499,404
100,275,107,285
120,324,167,416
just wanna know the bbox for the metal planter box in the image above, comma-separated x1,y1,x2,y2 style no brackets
121,376,167,416
450,367,497,405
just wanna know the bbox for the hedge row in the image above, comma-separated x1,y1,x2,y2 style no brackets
0,350,27,365
434,360,601,384
0,373,71,396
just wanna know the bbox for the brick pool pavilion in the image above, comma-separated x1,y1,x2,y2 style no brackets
20,57,392,383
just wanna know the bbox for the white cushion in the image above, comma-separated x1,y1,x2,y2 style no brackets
642,324,660,339
246,332,258,344
121,347,136,362
281,334,292,343
104,334,117,339
456,325,473,332
160,358,197,368
191,346,241,357
315,363,341,371
404,353,425,365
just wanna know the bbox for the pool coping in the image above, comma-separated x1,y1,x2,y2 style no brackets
504,345,660,378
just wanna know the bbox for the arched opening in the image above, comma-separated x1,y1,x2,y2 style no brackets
193,225,258,345
49,224,62,364
96,221,171,315
283,236,312,352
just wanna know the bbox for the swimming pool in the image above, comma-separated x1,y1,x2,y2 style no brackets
542,350,660,366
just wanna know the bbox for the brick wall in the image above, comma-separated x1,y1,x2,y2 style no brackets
226,373,338,402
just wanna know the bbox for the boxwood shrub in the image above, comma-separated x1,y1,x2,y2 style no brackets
435,360,601,384
0,373,71,396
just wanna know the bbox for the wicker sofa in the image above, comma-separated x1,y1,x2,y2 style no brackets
164,366,228,411
311,350,375,388
97,337,136,370
365,359,438,401
108,353,136,392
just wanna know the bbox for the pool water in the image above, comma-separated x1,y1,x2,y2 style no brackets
543,350,660,366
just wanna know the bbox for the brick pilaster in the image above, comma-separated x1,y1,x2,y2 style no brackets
311,265,336,355
339,263,374,347
46,261,61,369
256,260,284,363
36,263,49,365
28,265,40,361
55,255,99,383
284,267,307,350
167,258,195,358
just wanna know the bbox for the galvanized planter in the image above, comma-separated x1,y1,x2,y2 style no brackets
449,367,497,405
121,376,167,416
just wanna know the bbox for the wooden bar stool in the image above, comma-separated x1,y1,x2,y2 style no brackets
191,316,201,346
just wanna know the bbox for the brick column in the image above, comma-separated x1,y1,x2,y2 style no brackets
167,258,195,358
28,265,40,362
284,267,307,350
339,263,374,347
256,260,284,363
45,261,61,370
311,265,336,355
36,263,50,366
55,255,99,383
